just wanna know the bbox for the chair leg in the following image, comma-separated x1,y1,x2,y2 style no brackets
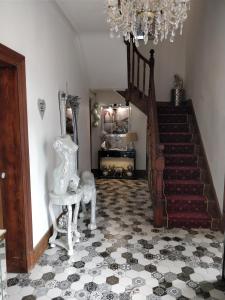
49,201,58,247
73,201,81,242
79,200,86,218
67,205,73,256
89,189,97,230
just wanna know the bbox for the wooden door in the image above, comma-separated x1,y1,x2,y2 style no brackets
0,43,33,272
0,185,3,229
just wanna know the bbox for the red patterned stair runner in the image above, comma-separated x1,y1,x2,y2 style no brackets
157,104,212,229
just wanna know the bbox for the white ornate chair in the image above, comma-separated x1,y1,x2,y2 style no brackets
79,171,97,231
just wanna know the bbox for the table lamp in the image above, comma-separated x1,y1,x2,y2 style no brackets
126,132,138,150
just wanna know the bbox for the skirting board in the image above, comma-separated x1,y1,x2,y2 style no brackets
30,225,53,270
30,212,64,271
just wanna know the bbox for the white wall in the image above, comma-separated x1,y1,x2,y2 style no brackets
0,0,90,246
80,33,127,90
185,0,225,211
91,90,147,170
138,32,187,102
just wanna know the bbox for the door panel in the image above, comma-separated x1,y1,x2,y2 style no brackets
0,67,30,271
0,43,33,273
0,185,3,229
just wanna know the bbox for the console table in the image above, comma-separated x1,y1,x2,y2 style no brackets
98,149,136,179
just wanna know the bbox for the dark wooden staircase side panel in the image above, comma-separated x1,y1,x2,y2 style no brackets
117,90,126,99
117,89,147,114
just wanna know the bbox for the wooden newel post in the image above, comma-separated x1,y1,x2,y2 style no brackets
148,49,155,124
154,144,165,227
126,40,131,106
149,49,155,78
149,49,155,98
150,49,155,66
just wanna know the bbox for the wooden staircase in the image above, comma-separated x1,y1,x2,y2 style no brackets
122,40,221,230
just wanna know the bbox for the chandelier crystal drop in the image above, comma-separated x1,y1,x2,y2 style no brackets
106,0,191,46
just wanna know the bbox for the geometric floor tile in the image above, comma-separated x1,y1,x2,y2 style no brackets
6,179,224,300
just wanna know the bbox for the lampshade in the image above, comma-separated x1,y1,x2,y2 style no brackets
126,132,138,142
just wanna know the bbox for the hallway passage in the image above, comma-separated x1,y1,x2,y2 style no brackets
7,180,224,300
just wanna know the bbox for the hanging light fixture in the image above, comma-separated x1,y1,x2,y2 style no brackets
106,0,191,46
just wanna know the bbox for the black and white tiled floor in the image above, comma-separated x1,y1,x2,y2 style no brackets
7,179,225,300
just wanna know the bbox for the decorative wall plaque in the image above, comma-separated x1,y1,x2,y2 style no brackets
38,98,46,119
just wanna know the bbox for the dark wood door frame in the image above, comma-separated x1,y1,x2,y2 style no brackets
223,176,225,231
223,177,225,280
0,43,33,272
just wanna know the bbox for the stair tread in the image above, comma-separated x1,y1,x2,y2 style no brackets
158,114,187,116
160,132,192,135
165,166,200,170
167,212,211,220
166,195,206,201
165,154,197,157
163,142,195,146
165,180,203,184
159,122,188,125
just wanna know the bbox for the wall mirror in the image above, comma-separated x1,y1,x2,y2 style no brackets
66,104,73,136
58,92,80,168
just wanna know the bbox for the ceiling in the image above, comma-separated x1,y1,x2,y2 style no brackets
56,0,109,34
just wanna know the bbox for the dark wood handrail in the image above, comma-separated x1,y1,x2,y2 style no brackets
125,39,165,227
133,42,151,64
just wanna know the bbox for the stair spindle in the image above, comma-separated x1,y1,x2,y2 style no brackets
137,56,140,93
132,45,135,90
126,40,131,105
143,62,146,98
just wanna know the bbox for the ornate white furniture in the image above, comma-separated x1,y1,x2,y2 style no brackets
80,171,97,231
51,92,98,255
49,135,81,256
49,190,82,256
52,135,79,195
0,230,6,300
223,235,225,281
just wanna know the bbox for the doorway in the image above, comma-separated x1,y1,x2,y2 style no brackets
0,43,33,272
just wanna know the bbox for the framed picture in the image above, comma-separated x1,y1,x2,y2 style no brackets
101,105,130,134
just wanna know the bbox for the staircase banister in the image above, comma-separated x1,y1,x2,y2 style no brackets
124,39,165,227
148,48,165,227
125,37,151,65
133,42,151,65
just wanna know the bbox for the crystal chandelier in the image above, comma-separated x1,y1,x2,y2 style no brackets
106,0,191,46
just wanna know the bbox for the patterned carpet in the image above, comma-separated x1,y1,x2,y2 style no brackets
158,104,212,228
7,179,224,300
